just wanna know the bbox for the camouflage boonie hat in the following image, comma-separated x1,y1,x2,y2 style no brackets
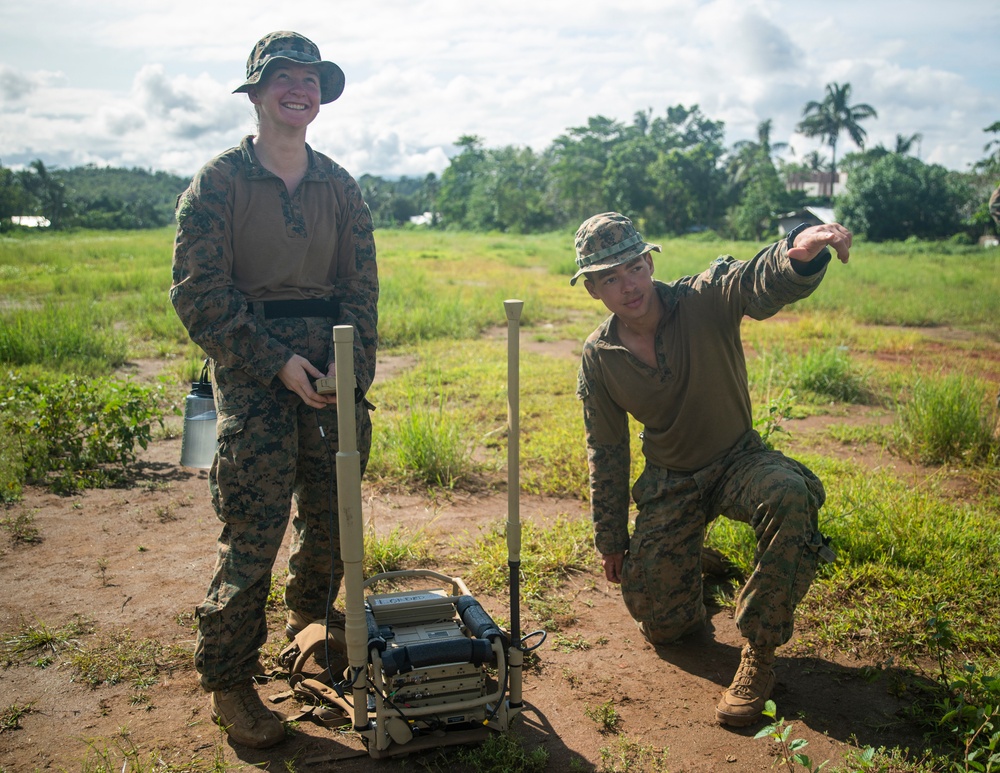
234,31,345,104
570,212,661,285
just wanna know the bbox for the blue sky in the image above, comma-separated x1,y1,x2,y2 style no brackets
1,0,997,179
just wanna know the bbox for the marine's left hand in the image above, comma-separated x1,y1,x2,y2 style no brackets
277,354,337,409
788,223,852,265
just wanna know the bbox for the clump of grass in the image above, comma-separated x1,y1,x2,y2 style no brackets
453,514,593,598
793,345,872,404
364,522,431,576
2,616,90,659
893,371,998,465
69,627,188,689
79,731,189,773
370,394,475,488
446,723,548,772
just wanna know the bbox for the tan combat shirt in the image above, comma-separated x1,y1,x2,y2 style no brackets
577,235,830,554
171,136,378,391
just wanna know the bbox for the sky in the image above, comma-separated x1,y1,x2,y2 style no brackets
1,0,997,181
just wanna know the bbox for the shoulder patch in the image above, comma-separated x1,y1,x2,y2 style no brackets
356,202,375,232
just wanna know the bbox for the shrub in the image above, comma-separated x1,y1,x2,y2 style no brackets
0,372,164,495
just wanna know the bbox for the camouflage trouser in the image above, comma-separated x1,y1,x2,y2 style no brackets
194,316,372,692
621,429,828,650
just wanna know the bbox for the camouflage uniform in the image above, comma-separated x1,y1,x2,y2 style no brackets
990,186,1000,227
171,137,377,692
577,225,833,649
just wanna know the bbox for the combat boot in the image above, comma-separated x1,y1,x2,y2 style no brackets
285,610,319,641
716,642,776,727
210,681,285,748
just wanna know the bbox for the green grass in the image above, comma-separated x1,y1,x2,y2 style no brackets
2,227,1000,771
893,370,999,465
1,616,91,658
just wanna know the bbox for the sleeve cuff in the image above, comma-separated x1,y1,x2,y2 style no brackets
786,222,831,276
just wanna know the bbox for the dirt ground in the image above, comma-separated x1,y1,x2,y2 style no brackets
1,332,995,773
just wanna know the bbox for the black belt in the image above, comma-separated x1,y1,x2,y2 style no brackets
261,298,340,319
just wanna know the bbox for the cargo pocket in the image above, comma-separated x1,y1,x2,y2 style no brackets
210,411,251,522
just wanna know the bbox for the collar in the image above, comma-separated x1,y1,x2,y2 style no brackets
240,135,326,183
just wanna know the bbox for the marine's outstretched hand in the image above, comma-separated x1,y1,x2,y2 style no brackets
788,223,852,264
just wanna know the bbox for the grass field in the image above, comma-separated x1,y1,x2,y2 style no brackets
1,226,999,771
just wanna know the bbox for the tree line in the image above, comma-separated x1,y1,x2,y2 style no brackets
4,82,998,242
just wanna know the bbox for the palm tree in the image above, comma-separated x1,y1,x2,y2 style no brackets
727,119,788,187
796,82,878,186
894,132,923,156
803,150,829,172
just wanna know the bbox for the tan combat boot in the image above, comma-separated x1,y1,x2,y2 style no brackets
716,642,776,727
210,681,285,749
285,610,319,641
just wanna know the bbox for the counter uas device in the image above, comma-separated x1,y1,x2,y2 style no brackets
304,300,541,757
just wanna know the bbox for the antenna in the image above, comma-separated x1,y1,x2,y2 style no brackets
504,299,524,708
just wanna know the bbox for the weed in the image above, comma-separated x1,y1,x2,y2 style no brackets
455,514,593,598
266,568,290,610
96,557,110,586
0,702,34,733
598,734,669,772
553,633,591,652
371,389,475,487
0,508,41,544
585,699,621,733
755,389,795,450
562,667,581,689
755,701,829,771
79,732,172,773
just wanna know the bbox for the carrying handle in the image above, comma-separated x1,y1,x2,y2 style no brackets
191,358,213,398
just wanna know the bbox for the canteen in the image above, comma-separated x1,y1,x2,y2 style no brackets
180,360,218,469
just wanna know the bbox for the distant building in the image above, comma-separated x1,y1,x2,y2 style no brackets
408,211,434,226
784,171,847,198
776,206,836,236
10,215,50,228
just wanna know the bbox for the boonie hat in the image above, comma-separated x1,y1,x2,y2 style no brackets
234,31,345,105
570,212,661,285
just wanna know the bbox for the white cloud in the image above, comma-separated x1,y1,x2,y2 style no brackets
0,0,996,176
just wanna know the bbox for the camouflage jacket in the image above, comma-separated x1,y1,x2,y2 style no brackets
577,233,830,555
170,136,378,393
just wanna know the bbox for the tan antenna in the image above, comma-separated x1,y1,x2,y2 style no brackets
332,324,370,732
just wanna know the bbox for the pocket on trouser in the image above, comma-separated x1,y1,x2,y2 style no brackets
210,411,249,522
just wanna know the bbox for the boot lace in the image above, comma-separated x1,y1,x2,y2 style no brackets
229,683,274,726
730,646,773,699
